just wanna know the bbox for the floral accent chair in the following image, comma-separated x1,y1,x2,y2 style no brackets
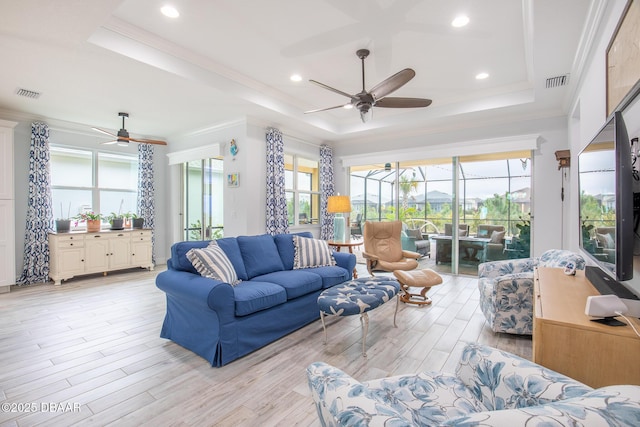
307,342,640,426
478,249,586,335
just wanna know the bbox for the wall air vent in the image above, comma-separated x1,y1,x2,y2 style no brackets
545,74,569,89
16,88,41,99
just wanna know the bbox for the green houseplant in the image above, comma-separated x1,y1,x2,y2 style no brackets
107,212,125,230
74,211,102,232
108,199,126,230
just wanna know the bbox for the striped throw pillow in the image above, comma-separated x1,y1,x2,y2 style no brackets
186,241,241,285
293,236,335,269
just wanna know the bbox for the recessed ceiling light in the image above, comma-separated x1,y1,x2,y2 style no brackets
290,74,302,82
476,72,489,80
451,15,469,28
161,5,180,18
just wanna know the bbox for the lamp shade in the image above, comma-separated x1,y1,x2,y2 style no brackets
327,195,351,213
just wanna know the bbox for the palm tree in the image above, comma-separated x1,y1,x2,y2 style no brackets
399,174,418,212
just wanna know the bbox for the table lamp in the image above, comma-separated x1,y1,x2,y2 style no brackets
327,195,351,242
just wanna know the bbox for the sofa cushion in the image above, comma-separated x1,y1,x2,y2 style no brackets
215,237,248,281
490,230,505,243
186,242,241,285
233,281,287,316
364,371,484,424
293,236,336,269
306,266,351,288
252,270,323,299
443,385,640,426
274,232,313,270
456,343,592,411
237,234,285,278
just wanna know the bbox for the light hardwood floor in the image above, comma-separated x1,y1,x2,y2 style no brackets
0,263,531,427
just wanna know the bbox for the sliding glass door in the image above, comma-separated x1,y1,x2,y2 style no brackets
182,158,224,241
349,151,532,275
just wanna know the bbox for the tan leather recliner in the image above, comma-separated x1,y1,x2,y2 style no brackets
362,221,420,276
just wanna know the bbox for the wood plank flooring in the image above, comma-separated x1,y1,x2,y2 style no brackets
0,263,531,426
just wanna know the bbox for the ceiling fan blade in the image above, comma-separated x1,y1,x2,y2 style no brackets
369,68,416,100
375,97,432,108
92,127,116,137
304,104,351,114
309,80,354,99
129,137,168,146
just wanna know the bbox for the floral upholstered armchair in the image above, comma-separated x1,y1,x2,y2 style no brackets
478,249,586,334
307,342,640,426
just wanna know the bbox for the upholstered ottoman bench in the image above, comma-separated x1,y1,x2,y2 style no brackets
317,276,400,357
393,268,443,306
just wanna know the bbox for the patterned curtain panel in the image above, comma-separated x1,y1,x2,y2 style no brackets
17,122,53,285
265,127,289,235
137,144,155,263
319,144,335,240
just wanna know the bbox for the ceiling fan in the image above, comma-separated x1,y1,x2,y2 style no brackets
305,49,432,123
92,112,167,146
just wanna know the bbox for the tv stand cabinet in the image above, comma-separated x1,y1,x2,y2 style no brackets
533,267,640,388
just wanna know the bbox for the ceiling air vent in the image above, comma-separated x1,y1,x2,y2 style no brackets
16,88,41,99
545,74,569,89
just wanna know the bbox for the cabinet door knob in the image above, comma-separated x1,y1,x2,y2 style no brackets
70,243,73,246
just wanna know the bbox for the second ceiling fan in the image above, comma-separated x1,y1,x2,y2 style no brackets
305,49,432,123
92,112,167,146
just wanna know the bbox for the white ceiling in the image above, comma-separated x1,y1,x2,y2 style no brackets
0,0,600,147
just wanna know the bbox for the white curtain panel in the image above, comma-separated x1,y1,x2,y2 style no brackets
18,122,53,285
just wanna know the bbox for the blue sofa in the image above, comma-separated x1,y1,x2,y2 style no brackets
156,232,356,367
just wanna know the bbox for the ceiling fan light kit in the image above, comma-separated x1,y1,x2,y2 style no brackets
305,48,432,123
92,112,167,146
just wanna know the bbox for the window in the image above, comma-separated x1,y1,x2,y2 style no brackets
285,154,320,226
51,146,138,228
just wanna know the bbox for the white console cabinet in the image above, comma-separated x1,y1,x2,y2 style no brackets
49,229,154,285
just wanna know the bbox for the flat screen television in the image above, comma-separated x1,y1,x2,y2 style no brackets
578,111,634,282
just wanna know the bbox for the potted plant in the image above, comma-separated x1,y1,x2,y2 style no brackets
75,211,102,232
514,214,531,257
108,212,125,230
108,199,126,230
123,212,134,229
55,202,72,233
131,213,145,229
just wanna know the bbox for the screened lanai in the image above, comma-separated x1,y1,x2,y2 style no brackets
349,151,532,274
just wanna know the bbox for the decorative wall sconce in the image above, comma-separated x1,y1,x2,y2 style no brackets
384,162,392,171
555,150,571,170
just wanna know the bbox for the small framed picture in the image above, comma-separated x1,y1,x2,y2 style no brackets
227,173,239,187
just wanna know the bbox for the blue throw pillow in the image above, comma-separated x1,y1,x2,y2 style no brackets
216,237,248,281
237,234,284,278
